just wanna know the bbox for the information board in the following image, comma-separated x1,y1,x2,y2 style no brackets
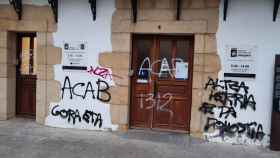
62,41,88,70
224,45,257,78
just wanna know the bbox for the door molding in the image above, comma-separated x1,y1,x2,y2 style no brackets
16,32,37,117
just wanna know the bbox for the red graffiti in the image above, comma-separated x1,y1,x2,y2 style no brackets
87,66,112,80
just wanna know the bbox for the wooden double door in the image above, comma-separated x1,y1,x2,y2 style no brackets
16,33,37,117
130,35,194,132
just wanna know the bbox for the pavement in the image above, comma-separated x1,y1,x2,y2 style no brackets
0,118,279,158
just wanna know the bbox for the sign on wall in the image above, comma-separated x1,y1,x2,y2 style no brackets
224,45,257,78
62,41,88,70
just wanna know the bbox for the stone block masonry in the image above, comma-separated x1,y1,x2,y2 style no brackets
101,0,221,135
0,4,60,124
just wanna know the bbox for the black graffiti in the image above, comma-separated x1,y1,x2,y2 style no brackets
208,90,256,111
205,78,256,110
204,117,265,140
61,76,111,102
51,105,103,128
199,78,265,141
96,79,111,102
199,102,237,119
205,78,249,93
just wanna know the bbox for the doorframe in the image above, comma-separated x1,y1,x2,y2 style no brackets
129,34,194,133
15,32,37,118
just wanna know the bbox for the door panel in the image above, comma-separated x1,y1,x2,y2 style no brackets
153,37,193,131
16,33,37,117
17,75,36,116
171,100,189,127
130,36,154,128
130,35,193,132
157,39,173,79
153,97,173,125
131,97,151,128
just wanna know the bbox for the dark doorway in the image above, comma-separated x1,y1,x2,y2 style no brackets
16,33,37,117
130,35,194,132
271,55,280,150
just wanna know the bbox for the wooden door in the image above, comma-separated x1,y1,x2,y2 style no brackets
16,33,37,117
130,35,194,132
271,55,280,150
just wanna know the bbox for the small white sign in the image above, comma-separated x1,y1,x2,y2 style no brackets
136,79,149,84
63,41,88,67
175,62,188,80
224,45,257,77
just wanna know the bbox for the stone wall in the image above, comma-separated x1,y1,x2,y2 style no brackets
99,0,221,136
99,52,130,131
0,31,16,120
0,5,60,124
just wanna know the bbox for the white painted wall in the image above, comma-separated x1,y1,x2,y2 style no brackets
209,0,280,146
53,0,114,63
45,0,117,130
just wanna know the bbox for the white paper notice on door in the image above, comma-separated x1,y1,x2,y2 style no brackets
175,62,188,80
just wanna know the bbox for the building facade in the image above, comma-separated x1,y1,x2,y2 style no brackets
0,0,279,148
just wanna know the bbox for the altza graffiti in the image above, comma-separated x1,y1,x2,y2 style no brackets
87,66,123,81
87,66,112,80
199,78,265,141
